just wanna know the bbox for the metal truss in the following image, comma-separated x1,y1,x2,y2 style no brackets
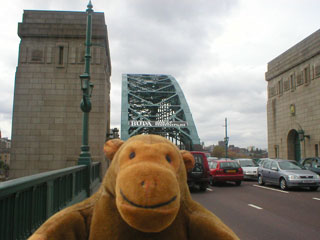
121,74,200,150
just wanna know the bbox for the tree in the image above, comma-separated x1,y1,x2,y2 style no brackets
212,146,225,158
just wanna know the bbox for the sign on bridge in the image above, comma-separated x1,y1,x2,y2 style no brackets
129,121,188,127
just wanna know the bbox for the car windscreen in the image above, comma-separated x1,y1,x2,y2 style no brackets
278,161,304,170
208,161,217,169
238,160,257,167
220,162,239,169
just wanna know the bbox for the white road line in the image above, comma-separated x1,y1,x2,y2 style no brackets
248,204,263,210
206,188,213,192
313,197,320,201
253,184,289,193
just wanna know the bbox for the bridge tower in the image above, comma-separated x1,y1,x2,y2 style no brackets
10,10,111,178
121,74,201,150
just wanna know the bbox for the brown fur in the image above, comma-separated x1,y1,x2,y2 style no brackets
29,134,239,240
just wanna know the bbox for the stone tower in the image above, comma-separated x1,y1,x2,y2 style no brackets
266,29,320,161
10,10,111,178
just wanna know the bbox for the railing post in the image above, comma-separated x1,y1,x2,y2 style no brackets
13,192,20,240
72,172,76,199
86,165,91,197
31,186,36,233
46,181,54,218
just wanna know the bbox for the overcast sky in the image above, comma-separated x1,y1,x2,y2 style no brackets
1,0,320,149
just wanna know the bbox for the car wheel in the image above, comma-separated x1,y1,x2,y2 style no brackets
199,183,207,191
280,178,288,190
258,175,264,186
309,186,318,191
209,177,214,186
235,181,241,186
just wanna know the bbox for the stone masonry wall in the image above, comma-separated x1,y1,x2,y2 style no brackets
266,29,320,160
10,10,111,178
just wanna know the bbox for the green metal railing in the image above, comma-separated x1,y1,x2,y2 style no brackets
0,162,101,240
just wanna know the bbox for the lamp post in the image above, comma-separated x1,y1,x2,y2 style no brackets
78,1,94,166
224,118,229,158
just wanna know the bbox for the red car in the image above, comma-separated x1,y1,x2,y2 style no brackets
209,160,244,186
187,151,211,191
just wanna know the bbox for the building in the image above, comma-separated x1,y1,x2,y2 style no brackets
0,131,11,180
0,133,11,166
266,29,320,161
10,10,111,178
218,141,225,147
247,146,255,152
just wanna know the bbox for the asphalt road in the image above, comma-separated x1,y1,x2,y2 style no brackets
191,181,320,240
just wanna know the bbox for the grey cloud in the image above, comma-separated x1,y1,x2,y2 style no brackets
108,0,238,77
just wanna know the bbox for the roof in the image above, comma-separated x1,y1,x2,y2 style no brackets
265,159,296,162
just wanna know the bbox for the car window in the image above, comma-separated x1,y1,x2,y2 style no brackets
238,159,257,167
193,154,203,164
278,161,304,170
220,162,239,168
271,161,278,170
303,159,313,168
263,160,271,169
312,159,320,168
209,161,218,169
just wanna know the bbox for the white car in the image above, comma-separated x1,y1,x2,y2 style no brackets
235,158,258,180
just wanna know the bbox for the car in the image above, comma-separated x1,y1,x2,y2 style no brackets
208,160,243,186
234,158,258,180
252,158,260,165
207,157,218,163
257,158,273,167
258,159,320,191
187,151,211,191
300,157,320,175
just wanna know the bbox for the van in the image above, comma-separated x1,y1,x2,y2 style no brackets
187,151,211,191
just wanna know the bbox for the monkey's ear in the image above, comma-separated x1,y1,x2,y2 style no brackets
103,139,124,161
180,150,195,172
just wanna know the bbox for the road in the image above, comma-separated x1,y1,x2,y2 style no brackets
191,181,320,240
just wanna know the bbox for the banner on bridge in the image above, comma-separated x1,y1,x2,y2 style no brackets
129,120,188,127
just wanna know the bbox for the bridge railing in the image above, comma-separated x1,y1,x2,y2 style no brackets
0,162,101,240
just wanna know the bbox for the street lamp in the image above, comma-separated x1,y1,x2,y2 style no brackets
297,129,310,142
224,118,229,158
78,1,94,166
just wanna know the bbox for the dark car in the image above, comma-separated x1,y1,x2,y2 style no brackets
209,160,243,186
300,157,320,175
187,151,211,191
258,159,320,191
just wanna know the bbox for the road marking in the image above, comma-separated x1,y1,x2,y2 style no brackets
253,184,289,193
313,198,320,201
206,188,213,192
248,204,263,210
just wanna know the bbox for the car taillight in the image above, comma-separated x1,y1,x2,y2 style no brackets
238,168,243,173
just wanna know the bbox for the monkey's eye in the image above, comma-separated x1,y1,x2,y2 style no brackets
166,154,172,163
129,152,135,159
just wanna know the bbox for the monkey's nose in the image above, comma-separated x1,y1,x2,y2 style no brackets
140,178,158,196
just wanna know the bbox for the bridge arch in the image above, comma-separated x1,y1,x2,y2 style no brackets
121,74,200,150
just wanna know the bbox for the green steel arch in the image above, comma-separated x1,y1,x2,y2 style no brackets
121,74,200,150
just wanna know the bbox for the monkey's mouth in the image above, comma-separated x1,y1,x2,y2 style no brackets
120,189,177,209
